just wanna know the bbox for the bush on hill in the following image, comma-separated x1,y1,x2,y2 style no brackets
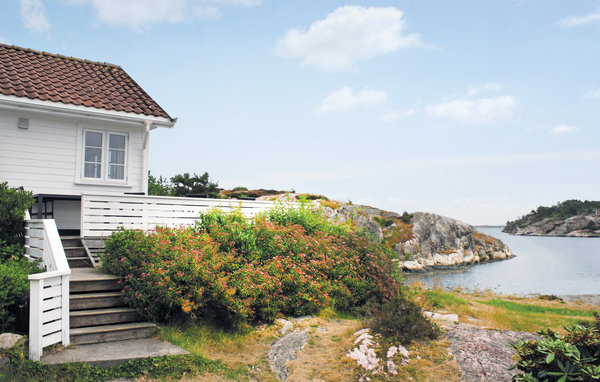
102,203,439,343
102,204,399,328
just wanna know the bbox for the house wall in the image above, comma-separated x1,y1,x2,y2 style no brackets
0,109,147,197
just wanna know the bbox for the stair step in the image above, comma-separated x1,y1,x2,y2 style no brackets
61,237,82,247
71,307,141,328
64,247,86,257
71,292,125,310
71,278,121,293
70,322,157,345
67,257,92,268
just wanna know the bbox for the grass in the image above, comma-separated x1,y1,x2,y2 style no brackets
5,285,596,381
159,319,276,381
409,283,599,333
477,299,596,317
424,289,468,309
0,339,222,382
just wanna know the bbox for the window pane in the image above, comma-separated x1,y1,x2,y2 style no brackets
108,164,124,180
109,134,125,150
85,147,102,163
85,131,102,148
109,149,124,165
84,163,101,178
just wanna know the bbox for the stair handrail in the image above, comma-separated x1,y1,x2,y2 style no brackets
25,217,71,361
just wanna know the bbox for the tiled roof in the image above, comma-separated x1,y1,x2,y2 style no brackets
0,43,172,120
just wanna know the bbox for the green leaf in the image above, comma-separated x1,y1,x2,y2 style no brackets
546,353,555,364
557,376,567,382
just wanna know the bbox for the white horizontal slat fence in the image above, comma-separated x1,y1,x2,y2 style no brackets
81,193,288,238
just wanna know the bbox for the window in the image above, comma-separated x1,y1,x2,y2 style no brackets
84,131,102,178
82,130,127,181
108,134,125,180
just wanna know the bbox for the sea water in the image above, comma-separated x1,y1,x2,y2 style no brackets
402,227,600,296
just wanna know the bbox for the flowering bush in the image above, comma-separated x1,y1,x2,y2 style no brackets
102,206,400,328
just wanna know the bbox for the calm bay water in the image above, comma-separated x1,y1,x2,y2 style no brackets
402,227,600,296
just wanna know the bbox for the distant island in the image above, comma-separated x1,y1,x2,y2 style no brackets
503,200,600,237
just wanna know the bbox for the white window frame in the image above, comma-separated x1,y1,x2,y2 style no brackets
78,129,128,184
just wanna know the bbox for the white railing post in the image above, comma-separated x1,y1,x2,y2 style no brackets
60,273,70,346
29,278,43,361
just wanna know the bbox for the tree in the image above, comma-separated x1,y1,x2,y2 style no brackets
148,172,172,196
170,172,220,198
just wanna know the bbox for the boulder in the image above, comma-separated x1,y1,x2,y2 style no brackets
0,333,23,350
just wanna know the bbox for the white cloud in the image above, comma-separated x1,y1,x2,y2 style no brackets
550,124,579,134
67,0,262,29
0,37,9,44
379,109,416,123
315,86,387,115
557,7,600,27
275,6,427,72
20,0,51,34
583,88,600,99
467,82,504,96
427,95,516,125
533,124,580,135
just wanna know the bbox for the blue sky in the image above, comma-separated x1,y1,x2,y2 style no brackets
2,0,599,225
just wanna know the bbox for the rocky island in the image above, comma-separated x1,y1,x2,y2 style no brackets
503,199,600,237
255,193,515,272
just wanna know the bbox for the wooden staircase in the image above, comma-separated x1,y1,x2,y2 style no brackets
62,236,93,268
62,236,157,346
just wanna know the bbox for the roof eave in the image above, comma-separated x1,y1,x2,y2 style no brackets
0,94,176,128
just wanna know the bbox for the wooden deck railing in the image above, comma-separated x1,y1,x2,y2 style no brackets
81,193,285,237
25,219,70,361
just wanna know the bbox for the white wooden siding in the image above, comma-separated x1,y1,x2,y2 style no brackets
0,110,145,196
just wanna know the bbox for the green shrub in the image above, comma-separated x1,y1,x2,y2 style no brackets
101,207,400,329
373,216,394,228
0,182,39,332
0,182,34,247
266,200,350,235
368,289,441,344
511,325,600,381
0,257,41,332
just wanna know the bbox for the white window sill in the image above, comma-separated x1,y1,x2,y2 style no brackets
74,180,133,188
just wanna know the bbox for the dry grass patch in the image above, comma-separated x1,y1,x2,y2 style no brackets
387,338,462,382
286,317,362,381
160,321,279,381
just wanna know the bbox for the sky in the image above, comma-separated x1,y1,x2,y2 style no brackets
1,0,599,225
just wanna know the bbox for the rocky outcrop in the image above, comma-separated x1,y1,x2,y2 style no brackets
319,204,514,272
503,213,600,237
397,213,513,271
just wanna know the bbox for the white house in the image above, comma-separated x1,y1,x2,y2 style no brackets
0,43,176,234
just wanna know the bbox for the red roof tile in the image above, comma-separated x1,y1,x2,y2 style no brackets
0,44,172,120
